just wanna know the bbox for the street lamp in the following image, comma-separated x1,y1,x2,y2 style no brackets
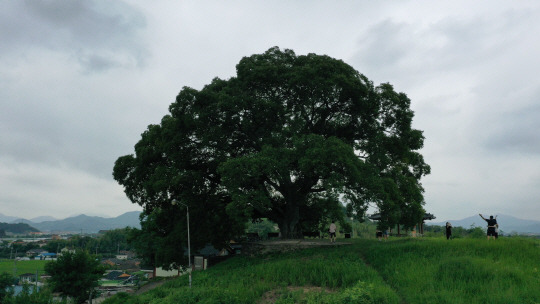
172,199,191,288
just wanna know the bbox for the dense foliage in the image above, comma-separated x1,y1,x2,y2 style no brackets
44,250,105,304
114,47,429,268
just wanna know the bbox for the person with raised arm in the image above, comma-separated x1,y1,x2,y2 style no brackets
479,214,498,240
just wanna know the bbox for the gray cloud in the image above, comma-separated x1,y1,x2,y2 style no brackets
481,103,540,154
0,0,147,72
1,1,540,221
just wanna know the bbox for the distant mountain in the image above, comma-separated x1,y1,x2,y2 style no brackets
10,218,33,225
0,213,19,223
0,222,39,234
430,214,540,234
6,211,141,234
30,216,57,223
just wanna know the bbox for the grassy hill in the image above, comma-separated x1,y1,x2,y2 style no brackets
103,237,540,304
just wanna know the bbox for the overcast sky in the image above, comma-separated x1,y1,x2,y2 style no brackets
1,1,539,222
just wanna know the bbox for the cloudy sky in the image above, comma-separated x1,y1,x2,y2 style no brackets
1,1,539,222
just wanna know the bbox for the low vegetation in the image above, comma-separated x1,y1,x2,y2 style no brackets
0,260,47,276
103,237,540,304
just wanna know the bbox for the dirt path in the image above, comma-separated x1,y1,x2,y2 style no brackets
135,278,175,295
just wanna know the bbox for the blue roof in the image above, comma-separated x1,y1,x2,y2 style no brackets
40,253,56,256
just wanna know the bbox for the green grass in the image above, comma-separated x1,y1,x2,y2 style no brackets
0,259,48,276
356,237,540,304
102,237,540,304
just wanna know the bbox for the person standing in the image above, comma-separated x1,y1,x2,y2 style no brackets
329,221,337,243
445,222,452,240
479,214,498,240
376,229,383,241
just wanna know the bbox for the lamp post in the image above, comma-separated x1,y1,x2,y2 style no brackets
172,199,191,288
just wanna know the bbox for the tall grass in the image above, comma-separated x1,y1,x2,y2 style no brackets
103,237,539,304
356,237,540,304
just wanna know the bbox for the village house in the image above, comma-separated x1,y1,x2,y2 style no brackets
19,273,36,284
37,252,57,260
104,270,124,280
59,247,75,256
26,248,47,257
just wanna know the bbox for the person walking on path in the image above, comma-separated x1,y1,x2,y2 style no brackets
445,222,452,240
329,221,337,243
479,214,498,240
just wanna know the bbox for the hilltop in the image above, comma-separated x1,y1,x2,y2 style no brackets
0,222,39,235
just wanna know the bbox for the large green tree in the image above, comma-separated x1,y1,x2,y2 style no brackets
44,250,105,304
114,47,429,249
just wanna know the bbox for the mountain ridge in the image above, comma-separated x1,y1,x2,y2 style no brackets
3,211,141,233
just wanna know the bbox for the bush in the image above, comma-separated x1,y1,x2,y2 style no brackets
466,226,486,239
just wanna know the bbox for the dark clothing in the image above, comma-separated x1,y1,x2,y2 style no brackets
484,218,497,236
445,226,452,240
484,218,497,226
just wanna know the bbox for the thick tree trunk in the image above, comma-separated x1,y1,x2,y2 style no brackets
277,202,301,239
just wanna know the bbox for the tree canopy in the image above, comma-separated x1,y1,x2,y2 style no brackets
44,250,105,304
114,47,430,265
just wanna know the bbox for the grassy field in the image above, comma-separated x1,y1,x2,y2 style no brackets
0,259,48,276
102,237,540,304
357,238,540,304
